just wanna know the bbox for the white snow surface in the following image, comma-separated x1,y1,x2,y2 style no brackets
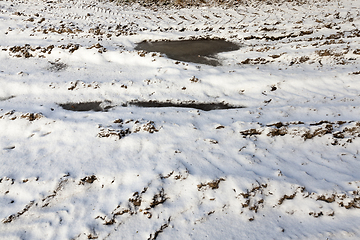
1,0,360,239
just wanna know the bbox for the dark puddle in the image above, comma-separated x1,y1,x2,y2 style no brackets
59,101,112,112
123,101,244,111
135,39,241,66
59,101,244,112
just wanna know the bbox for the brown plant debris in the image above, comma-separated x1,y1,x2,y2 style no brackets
148,217,171,240
198,178,225,190
0,111,44,121
278,193,297,205
317,194,336,203
79,175,97,185
150,188,167,208
129,192,142,207
2,201,35,223
240,129,262,137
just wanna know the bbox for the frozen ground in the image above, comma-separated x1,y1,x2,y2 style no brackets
0,0,360,239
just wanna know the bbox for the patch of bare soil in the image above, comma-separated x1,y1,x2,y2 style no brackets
0,111,44,121
236,183,268,217
197,178,225,190
98,118,159,140
240,121,360,145
67,80,101,90
2,43,96,59
79,175,97,185
148,217,171,240
2,201,35,223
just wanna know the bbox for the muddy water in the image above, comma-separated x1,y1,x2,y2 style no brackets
59,102,112,112
59,101,244,112
135,39,241,66
123,101,244,111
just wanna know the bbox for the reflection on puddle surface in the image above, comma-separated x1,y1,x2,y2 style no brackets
59,102,112,112
135,39,241,66
59,101,244,112
123,101,244,111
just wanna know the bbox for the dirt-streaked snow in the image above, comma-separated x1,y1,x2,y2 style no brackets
1,0,360,239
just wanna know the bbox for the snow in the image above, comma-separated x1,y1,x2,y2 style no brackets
1,0,360,239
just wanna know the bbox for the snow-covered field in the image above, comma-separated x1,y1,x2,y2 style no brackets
1,0,360,239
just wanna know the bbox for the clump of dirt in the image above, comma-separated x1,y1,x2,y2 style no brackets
266,122,289,128
5,45,58,58
134,121,158,133
4,44,82,59
198,178,225,190
114,23,137,36
87,234,98,239
289,56,310,65
160,171,174,179
98,118,159,140
240,129,262,137
79,175,97,185
58,43,80,53
0,111,44,121
87,43,107,53
237,183,268,214
43,25,82,34
240,57,270,65
20,113,43,121
317,194,336,203
160,169,189,180
278,193,297,205
189,76,199,82
316,49,343,57
98,128,131,140
42,178,69,207
240,121,360,145
2,201,35,223
9,45,34,58
67,80,100,90
150,188,168,208
148,218,171,240
129,192,142,207
267,127,288,137
244,30,313,42
309,211,324,218
99,186,168,225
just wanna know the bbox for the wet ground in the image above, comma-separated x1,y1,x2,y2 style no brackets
59,102,112,112
123,100,244,111
59,101,244,112
135,39,241,66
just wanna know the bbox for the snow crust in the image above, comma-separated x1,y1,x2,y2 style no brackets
0,0,360,239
